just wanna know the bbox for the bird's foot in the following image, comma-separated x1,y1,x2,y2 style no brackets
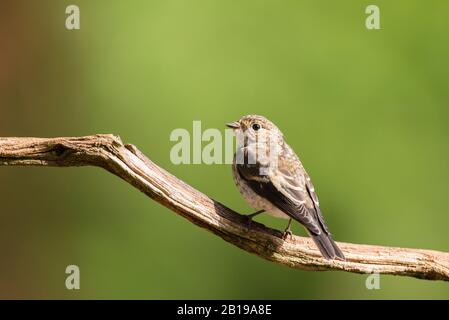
244,215,254,228
282,218,293,240
282,229,293,240
243,210,264,228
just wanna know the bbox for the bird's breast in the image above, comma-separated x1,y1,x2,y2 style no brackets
232,162,290,219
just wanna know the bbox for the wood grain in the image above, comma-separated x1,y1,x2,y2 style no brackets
1,134,448,281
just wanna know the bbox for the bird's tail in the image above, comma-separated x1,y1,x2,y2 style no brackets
310,232,345,260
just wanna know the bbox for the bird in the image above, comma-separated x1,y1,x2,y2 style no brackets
227,115,345,260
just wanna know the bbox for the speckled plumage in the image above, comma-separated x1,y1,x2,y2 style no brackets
228,115,345,260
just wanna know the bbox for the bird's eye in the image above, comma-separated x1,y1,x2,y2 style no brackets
252,123,261,131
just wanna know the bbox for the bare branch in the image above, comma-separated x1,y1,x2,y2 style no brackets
1,134,448,281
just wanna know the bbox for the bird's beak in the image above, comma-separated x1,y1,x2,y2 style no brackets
226,121,240,129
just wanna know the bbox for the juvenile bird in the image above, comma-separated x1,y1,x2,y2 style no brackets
227,115,345,260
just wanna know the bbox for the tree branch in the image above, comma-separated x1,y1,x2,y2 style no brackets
1,134,448,282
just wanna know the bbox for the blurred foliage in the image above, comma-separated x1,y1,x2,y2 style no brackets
0,0,448,298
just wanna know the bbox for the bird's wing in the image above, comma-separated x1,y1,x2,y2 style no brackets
236,148,323,235
236,146,345,260
303,171,331,234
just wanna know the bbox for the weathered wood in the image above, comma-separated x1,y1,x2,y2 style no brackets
1,134,448,281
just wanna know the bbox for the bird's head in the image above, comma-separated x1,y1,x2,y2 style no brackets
226,115,283,145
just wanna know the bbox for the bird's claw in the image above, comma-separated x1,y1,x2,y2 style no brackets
245,215,254,228
282,230,292,240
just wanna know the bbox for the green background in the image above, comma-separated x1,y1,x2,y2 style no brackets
1,0,448,299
